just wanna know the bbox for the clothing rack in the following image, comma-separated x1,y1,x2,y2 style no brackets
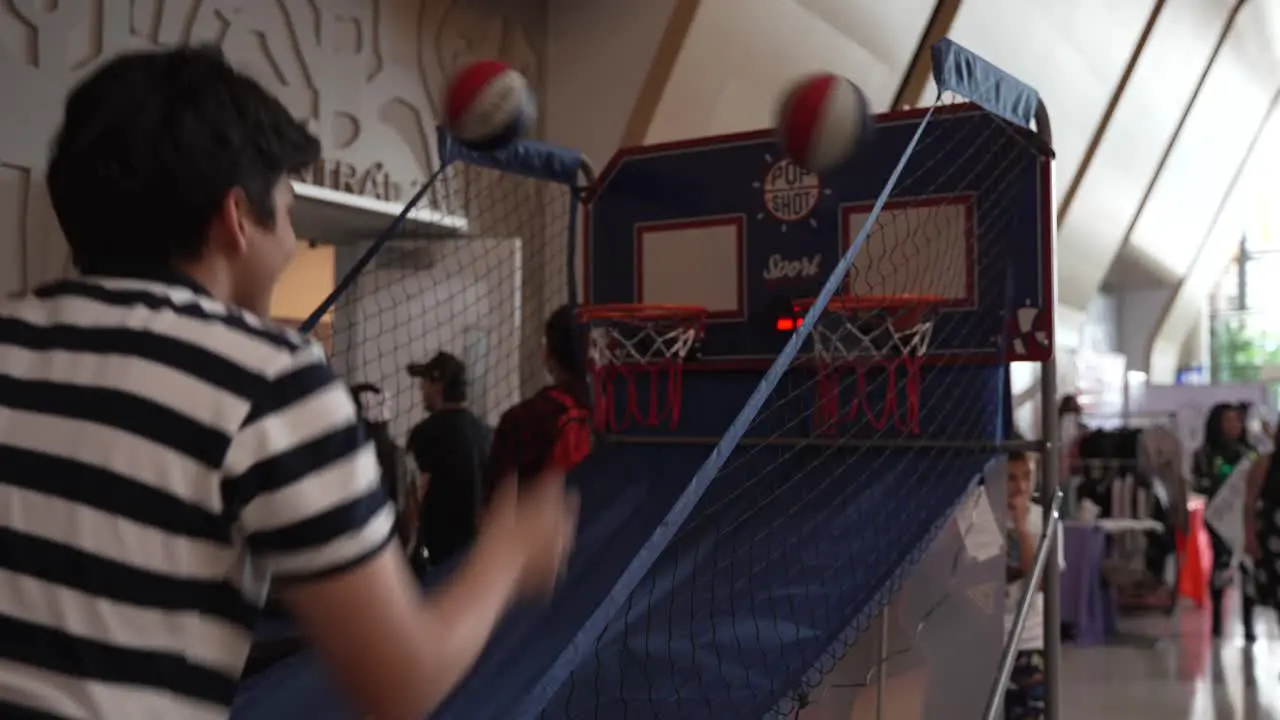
1069,424,1183,621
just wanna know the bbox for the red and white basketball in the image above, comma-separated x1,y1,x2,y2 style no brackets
775,73,872,173
445,60,536,151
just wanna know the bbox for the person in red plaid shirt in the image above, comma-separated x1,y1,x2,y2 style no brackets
486,305,594,495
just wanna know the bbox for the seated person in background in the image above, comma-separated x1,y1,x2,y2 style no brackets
407,352,493,570
351,383,414,550
487,305,594,491
1193,402,1257,640
1004,451,1064,720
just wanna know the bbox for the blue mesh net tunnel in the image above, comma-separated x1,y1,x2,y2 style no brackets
230,39,1055,720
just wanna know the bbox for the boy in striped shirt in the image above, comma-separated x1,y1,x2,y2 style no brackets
0,45,577,720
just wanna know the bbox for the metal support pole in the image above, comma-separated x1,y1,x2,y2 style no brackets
981,491,1064,720
875,606,890,720
1040,358,1062,720
1034,93,1062,720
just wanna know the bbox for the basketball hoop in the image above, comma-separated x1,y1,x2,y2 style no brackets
576,303,707,432
793,294,942,435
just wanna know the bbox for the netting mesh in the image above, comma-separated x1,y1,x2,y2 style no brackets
545,95,1047,719
326,158,576,448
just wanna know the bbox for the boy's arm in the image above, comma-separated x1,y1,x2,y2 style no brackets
225,343,525,718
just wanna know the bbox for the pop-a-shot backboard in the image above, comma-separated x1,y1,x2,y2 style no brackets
584,105,1053,366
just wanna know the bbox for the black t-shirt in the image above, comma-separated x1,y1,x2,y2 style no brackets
407,408,492,563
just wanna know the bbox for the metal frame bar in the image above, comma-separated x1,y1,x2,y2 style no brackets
876,607,890,720
1036,96,1062,720
1039,365,1062,719
604,434,1049,453
981,490,1064,720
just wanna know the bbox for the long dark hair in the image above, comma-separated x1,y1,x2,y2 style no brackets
546,304,589,406
1203,402,1247,454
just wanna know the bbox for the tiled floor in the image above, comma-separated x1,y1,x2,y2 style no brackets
1063,603,1280,719
799,594,1280,719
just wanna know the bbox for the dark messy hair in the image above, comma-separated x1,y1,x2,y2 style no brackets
545,304,588,403
46,45,320,274
436,355,469,404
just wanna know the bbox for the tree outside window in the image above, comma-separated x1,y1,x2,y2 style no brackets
1211,313,1280,383
1211,223,1280,388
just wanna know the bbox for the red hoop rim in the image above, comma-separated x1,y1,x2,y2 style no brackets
577,303,708,322
792,294,944,314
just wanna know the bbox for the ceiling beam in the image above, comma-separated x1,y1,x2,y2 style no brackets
1058,0,1168,221
618,0,702,147
892,0,963,110
1115,0,1247,258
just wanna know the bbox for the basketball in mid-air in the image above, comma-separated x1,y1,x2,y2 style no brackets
445,60,537,151
775,73,872,173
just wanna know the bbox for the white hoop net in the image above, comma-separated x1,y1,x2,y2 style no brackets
585,321,701,367
806,302,938,363
802,299,940,434
579,306,707,431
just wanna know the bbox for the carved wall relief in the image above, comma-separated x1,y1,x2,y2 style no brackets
0,0,547,293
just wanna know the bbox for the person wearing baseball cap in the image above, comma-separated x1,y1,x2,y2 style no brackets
406,352,466,398
405,353,492,573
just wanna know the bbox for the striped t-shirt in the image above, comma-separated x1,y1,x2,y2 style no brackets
0,274,396,719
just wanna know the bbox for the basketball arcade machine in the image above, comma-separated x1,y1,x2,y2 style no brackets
559,40,1065,719
230,41,1063,720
